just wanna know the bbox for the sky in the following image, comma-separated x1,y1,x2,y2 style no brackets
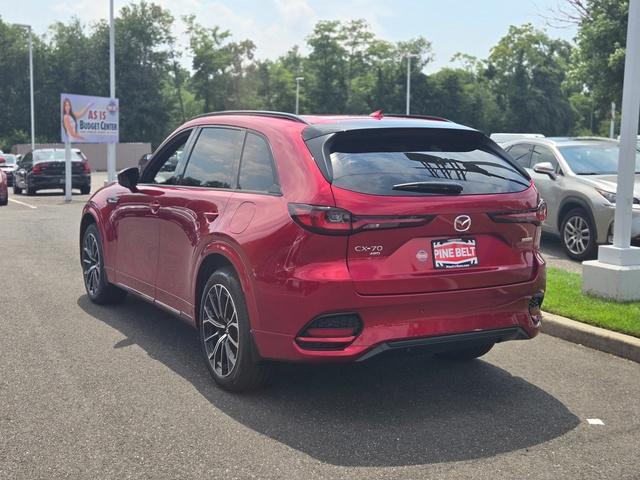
1,0,578,72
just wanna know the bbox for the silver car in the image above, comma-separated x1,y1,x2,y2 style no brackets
502,137,640,260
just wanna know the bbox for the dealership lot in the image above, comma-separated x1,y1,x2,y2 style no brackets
1,172,638,479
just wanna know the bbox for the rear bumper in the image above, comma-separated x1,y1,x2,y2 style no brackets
30,174,90,190
252,259,546,363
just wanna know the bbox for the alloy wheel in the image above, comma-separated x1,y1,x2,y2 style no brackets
82,233,101,296
563,215,591,256
202,284,240,378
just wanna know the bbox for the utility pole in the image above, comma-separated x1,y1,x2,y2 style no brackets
610,101,616,138
406,54,418,115
14,24,35,150
295,77,304,115
107,0,117,183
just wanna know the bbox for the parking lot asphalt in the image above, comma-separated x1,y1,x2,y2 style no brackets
1,173,638,479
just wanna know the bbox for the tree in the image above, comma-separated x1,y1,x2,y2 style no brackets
565,0,629,135
487,24,574,135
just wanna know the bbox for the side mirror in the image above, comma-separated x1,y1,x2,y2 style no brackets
117,167,139,191
532,162,556,179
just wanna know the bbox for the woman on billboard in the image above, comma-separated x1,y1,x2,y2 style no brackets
62,98,93,141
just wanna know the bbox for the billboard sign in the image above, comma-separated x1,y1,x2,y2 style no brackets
60,93,119,143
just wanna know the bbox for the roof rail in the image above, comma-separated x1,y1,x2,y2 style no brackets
384,113,451,123
190,110,309,124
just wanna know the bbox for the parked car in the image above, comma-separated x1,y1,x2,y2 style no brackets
490,133,545,145
80,110,547,391
503,137,640,260
0,170,7,206
13,148,91,196
0,153,18,186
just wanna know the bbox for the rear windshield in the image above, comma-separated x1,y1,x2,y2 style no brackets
34,150,84,162
327,129,529,196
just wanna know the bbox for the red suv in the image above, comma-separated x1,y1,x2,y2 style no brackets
80,111,546,391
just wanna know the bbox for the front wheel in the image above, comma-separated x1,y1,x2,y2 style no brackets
82,224,127,304
561,208,597,261
199,268,272,392
436,343,494,361
13,184,22,195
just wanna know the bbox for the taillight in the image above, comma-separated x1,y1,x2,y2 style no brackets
83,161,91,173
288,204,352,235
489,200,547,225
288,203,434,236
32,163,44,174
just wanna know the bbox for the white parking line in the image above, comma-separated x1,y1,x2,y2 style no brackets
8,198,37,209
587,418,605,425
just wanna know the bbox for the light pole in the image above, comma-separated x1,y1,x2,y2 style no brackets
405,54,419,115
295,77,304,115
14,24,35,151
107,0,117,183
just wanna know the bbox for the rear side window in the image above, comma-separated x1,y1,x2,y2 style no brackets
182,128,243,189
327,129,529,196
238,133,279,193
507,143,532,168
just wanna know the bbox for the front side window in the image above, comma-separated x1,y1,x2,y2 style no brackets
238,133,279,193
141,131,191,185
531,145,558,170
181,128,243,189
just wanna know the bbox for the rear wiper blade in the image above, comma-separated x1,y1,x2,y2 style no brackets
392,181,463,194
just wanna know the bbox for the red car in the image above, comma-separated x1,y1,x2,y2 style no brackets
0,169,8,206
80,111,546,391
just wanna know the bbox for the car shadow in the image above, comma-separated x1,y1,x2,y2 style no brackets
77,294,579,467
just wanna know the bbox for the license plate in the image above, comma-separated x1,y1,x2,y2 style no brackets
432,238,478,269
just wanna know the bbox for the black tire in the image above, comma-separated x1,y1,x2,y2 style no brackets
80,185,91,195
560,208,597,261
26,184,36,196
0,195,7,206
81,223,127,305
199,268,272,392
436,343,494,361
13,184,22,195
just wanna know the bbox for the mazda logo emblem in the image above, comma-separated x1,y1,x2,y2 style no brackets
454,215,471,232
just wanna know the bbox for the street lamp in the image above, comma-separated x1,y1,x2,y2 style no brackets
295,77,304,115
405,54,419,115
14,23,35,151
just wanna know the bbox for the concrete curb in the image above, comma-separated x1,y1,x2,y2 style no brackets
541,311,640,363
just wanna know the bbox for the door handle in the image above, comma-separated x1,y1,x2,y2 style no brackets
150,201,160,214
106,196,119,205
203,212,219,223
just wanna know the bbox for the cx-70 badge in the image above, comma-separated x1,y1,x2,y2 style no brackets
354,245,383,256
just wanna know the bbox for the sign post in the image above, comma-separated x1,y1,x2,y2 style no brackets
60,93,119,202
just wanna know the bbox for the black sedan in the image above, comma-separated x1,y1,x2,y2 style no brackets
13,149,91,196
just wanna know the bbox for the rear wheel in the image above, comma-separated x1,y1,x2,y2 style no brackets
82,224,127,304
436,343,494,361
0,194,7,206
80,185,91,195
26,184,36,196
561,208,597,261
199,268,272,392
13,184,22,195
